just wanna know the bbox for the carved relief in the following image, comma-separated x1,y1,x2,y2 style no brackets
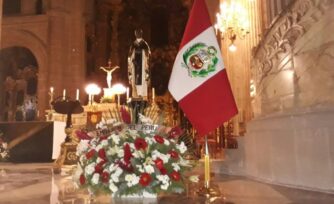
251,0,334,116
252,0,332,86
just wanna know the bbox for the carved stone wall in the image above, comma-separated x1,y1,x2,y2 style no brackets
251,0,334,117
241,0,334,192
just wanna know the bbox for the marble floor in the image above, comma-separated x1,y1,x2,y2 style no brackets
0,163,334,204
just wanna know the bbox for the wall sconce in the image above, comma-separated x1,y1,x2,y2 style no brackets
215,1,250,52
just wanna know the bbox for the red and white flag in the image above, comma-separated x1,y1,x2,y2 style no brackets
168,0,238,136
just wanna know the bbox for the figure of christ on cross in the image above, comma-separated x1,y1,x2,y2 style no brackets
100,59,120,88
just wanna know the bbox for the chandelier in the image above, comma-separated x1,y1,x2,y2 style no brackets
215,1,250,52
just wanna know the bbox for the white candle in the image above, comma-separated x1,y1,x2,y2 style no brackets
63,89,66,100
50,87,54,94
76,89,80,100
126,87,129,101
152,87,155,101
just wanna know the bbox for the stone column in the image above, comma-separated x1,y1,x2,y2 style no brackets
0,0,2,47
109,5,122,65
0,0,3,120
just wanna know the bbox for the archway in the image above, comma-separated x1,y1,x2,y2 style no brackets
0,46,38,121
1,29,48,120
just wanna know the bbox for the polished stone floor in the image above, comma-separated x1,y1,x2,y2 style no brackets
0,163,334,204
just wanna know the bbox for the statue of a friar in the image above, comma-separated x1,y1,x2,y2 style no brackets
128,29,151,99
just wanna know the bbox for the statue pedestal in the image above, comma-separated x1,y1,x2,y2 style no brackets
128,98,148,123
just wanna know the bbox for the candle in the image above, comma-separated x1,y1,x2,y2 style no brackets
50,87,54,94
76,89,80,101
204,154,210,185
126,87,129,101
63,89,66,100
152,87,155,101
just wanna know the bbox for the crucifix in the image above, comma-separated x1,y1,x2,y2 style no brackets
100,59,119,88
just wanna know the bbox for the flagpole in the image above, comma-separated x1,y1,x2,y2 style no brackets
197,135,221,198
204,135,210,188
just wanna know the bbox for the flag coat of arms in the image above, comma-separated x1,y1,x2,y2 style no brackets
168,0,238,136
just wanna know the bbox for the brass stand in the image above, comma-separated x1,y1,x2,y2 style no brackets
53,127,78,174
197,136,221,198
52,99,83,174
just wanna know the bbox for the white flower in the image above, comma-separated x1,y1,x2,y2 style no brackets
145,157,154,165
108,146,119,156
157,175,170,190
172,163,180,172
85,162,96,175
179,157,191,167
176,142,187,154
76,140,89,155
164,139,170,146
117,149,124,157
125,174,140,187
110,134,120,145
136,165,144,173
101,140,109,147
96,157,103,164
109,182,118,193
96,121,107,129
160,154,170,163
152,150,170,163
189,175,199,183
157,175,170,183
95,144,103,152
110,167,123,182
145,137,154,145
133,150,144,159
114,168,123,176
129,143,135,150
161,182,169,190
128,129,138,136
109,163,118,172
144,165,155,174
91,173,100,185
139,114,153,124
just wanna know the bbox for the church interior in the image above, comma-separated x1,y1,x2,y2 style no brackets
1,0,334,203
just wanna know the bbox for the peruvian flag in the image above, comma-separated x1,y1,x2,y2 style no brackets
168,0,238,136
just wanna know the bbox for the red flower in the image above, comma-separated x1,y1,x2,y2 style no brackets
168,126,183,139
139,173,152,186
168,150,179,159
101,172,110,183
124,143,133,164
79,174,86,185
160,167,167,175
75,130,91,140
170,171,181,181
98,159,107,167
98,149,107,160
134,138,148,150
154,135,164,144
95,164,103,174
85,149,96,160
154,158,164,169
99,135,108,141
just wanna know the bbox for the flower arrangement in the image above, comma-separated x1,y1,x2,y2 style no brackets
73,112,194,197
0,131,9,162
